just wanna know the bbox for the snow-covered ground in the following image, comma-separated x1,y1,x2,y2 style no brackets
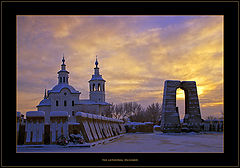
17,132,223,153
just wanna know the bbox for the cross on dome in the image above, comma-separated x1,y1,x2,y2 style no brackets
95,55,98,68
62,54,65,65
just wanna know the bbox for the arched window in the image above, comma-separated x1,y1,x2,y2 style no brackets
66,77,68,83
72,100,74,106
93,84,95,91
98,83,101,91
64,100,67,106
72,111,75,116
90,84,92,91
103,84,105,91
56,100,59,106
60,77,62,83
63,77,65,83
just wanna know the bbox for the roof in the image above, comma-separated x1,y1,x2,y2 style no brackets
58,69,69,74
78,99,111,105
37,98,51,107
89,75,105,81
48,83,80,94
26,111,45,117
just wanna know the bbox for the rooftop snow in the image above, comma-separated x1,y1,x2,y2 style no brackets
37,98,51,107
75,112,88,118
78,99,111,105
89,75,105,81
26,111,45,117
126,122,145,125
48,84,80,94
68,122,80,125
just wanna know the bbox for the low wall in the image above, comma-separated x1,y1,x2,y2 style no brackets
50,111,68,144
76,112,125,143
200,120,223,132
24,111,45,144
19,111,125,145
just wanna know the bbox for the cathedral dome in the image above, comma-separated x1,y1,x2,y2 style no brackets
37,98,51,107
48,83,80,94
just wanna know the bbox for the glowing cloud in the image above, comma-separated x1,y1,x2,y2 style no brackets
17,15,223,119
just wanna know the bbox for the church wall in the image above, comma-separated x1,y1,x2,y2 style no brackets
89,91,105,103
37,106,51,124
48,88,80,122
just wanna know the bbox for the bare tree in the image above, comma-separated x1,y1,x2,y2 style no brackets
104,102,162,123
206,115,217,121
145,102,162,124
103,103,114,118
106,102,144,121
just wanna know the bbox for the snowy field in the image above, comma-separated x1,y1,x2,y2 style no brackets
17,132,223,153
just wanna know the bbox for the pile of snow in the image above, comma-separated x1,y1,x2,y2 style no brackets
26,111,45,117
97,115,102,120
75,111,124,123
153,125,161,132
144,122,154,125
87,113,93,119
125,122,154,126
68,122,80,125
50,111,68,117
101,116,108,121
125,122,146,126
75,112,88,118
92,114,98,119
153,125,161,128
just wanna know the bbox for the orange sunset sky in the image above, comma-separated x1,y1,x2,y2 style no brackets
17,15,223,119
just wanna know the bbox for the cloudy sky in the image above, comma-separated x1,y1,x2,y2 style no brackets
17,15,223,119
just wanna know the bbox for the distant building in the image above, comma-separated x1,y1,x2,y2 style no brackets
37,56,111,123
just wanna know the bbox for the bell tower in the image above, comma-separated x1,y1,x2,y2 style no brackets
58,54,69,85
89,56,106,103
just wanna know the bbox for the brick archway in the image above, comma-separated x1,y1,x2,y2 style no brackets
160,80,202,132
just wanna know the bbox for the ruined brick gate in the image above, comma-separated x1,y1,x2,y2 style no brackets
160,80,202,132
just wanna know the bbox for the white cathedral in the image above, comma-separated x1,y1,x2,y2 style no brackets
36,56,111,123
